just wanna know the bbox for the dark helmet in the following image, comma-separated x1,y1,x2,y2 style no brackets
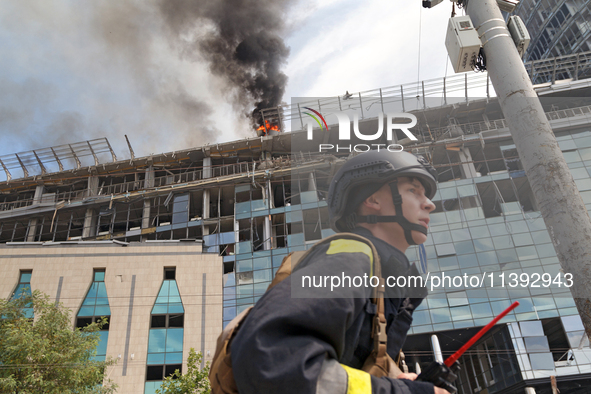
328,150,437,240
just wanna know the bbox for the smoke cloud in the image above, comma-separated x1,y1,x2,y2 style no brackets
158,0,294,128
0,0,295,166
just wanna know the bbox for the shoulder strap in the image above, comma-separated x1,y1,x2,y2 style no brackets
209,306,254,394
277,233,390,376
305,232,383,278
267,250,306,290
291,233,390,376
267,232,383,291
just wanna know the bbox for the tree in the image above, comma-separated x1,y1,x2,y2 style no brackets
0,290,117,394
156,348,211,394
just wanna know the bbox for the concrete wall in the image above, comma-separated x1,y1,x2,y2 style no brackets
0,242,222,394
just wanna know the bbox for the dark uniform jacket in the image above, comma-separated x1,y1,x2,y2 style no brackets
231,227,434,394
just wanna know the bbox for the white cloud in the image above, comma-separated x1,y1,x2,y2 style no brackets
285,0,453,100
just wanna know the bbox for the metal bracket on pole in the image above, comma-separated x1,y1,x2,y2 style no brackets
15,154,29,178
33,151,47,175
0,158,11,182
51,147,64,172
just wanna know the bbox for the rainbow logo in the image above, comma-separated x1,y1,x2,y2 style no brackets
303,107,329,132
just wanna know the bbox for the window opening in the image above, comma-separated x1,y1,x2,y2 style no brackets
11,270,33,318
164,267,176,280
303,208,322,242
75,269,110,361
542,317,571,362
172,194,189,225
252,217,265,251
145,267,184,393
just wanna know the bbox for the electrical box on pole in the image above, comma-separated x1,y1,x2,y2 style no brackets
445,16,481,73
507,15,530,57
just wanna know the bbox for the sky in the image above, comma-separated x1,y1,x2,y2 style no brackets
0,0,455,165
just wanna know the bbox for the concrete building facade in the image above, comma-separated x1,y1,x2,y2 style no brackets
0,243,221,393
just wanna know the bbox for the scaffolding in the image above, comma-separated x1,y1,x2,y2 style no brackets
261,50,591,134
0,138,117,182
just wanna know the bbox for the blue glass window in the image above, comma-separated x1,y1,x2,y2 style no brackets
473,237,494,252
235,201,251,214
430,308,452,323
412,310,431,326
435,244,456,257
455,241,475,255
450,306,472,321
432,231,452,244
75,269,110,362
172,194,189,224
145,268,184,390
11,270,33,318
253,257,271,270
253,269,272,283
470,303,493,319
451,228,471,242
516,246,538,261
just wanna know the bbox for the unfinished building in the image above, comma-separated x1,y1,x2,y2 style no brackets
3,51,591,393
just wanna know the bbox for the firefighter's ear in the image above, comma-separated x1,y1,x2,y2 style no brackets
362,194,380,211
360,185,388,214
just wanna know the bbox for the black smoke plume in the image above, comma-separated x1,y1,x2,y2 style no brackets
159,0,294,130
0,1,220,161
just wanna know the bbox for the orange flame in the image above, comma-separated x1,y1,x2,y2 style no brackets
256,120,280,135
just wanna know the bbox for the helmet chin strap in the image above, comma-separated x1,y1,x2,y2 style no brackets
347,180,427,246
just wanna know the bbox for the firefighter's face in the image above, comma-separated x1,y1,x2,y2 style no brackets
393,177,435,245
359,177,435,250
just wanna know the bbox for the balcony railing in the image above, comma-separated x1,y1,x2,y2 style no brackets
260,50,591,134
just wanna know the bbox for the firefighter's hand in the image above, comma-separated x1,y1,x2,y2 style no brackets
399,374,451,394
399,373,451,394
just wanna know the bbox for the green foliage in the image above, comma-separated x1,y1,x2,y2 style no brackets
156,348,211,394
0,290,117,394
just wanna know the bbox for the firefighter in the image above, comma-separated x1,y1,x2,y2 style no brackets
230,150,450,394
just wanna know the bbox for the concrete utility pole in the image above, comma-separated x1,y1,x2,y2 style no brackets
461,0,591,336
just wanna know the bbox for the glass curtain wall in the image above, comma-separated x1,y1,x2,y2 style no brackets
75,269,111,361
144,268,185,394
